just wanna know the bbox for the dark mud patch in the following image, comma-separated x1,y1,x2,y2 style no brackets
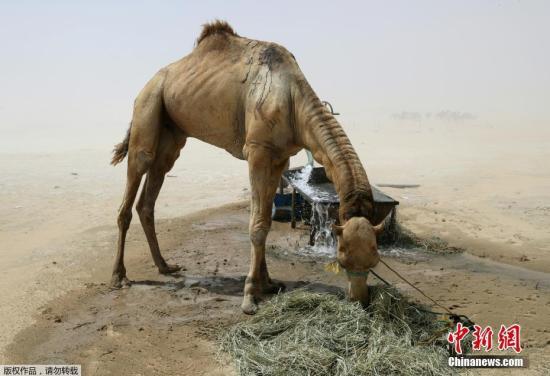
6,202,550,375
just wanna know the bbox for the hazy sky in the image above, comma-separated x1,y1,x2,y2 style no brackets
1,1,548,152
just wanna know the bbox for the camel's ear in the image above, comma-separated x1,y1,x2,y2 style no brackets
373,221,385,236
332,224,344,236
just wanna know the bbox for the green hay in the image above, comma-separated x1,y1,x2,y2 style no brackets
220,286,459,376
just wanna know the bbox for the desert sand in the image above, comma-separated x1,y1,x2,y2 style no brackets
1,122,549,374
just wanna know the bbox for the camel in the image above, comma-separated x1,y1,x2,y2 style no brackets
110,21,383,314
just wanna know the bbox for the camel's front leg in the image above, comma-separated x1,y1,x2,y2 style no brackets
242,146,288,314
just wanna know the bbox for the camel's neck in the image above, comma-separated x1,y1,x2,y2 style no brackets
292,79,374,223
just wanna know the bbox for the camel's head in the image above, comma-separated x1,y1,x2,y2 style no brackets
333,217,383,305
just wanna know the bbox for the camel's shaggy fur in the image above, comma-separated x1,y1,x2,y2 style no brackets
196,20,238,45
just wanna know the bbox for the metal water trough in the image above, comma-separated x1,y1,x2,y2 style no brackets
280,167,399,245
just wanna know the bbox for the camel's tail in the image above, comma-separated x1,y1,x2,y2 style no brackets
111,124,131,165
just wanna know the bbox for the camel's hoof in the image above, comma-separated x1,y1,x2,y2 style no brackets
241,296,258,315
159,263,181,275
261,280,286,294
110,275,131,289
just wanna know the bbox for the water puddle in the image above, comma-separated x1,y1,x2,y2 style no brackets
379,246,431,262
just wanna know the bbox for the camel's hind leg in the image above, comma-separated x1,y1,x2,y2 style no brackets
111,71,166,288
111,149,155,288
137,128,186,274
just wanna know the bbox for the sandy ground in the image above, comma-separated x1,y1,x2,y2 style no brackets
5,202,550,375
1,122,549,374
0,142,248,362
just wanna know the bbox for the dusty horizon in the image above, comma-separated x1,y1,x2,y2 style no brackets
1,1,549,153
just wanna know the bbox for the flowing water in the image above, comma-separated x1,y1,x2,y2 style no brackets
307,202,337,256
289,165,337,256
289,165,337,203
289,165,314,198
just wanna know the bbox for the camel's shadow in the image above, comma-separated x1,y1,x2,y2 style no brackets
130,274,344,298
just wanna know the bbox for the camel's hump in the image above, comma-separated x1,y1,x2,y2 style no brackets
196,20,238,45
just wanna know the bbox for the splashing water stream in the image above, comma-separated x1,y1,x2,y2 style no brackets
309,202,336,256
289,165,337,256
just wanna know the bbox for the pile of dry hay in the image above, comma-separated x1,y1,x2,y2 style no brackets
220,286,458,376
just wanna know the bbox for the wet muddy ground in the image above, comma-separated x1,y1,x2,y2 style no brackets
7,202,550,375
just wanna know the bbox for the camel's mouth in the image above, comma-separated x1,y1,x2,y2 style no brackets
347,274,370,305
